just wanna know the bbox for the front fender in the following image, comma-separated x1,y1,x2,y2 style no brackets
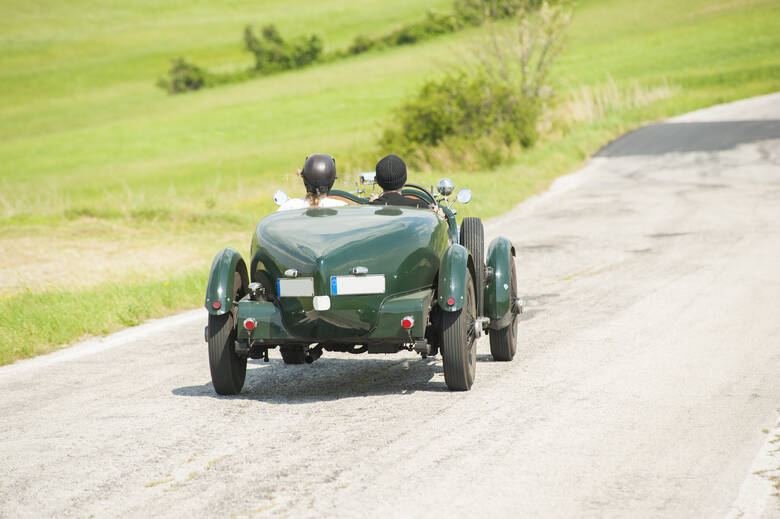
205,247,248,316
484,237,515,320
437,244,474,312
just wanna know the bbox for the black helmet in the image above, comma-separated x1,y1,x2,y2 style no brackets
301,153,337,195
375,154,407,191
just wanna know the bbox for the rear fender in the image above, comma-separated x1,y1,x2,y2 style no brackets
437,244,476,312
484,237,516,320
205,247,248,316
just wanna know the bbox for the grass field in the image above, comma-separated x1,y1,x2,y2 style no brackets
1,0,778,364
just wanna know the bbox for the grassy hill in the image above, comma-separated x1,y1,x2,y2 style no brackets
1,0,778,363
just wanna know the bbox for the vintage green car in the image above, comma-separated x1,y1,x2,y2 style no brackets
204,176,521,394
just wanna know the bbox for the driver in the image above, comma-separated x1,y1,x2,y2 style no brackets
369,154,428,208
277,153,347,211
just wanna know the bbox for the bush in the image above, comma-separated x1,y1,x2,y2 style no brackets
244,24,323,74
156,58,259,94
156,58,209,94
378,1,570,170
453,0,543,26
379,72,539,157
348,35,378,55
156,0,559,95
347,10,459,57
345,0,555,59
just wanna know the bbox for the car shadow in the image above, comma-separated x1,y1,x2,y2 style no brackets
172,355,449,403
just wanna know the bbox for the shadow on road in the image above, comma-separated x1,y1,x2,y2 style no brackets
596,120,780,156
173,355,453,403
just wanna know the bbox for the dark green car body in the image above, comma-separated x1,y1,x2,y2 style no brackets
204,185,517,393
247,205,447,340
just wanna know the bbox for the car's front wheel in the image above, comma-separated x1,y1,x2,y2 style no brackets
490,259,518,362
460,217,485,316
441,270,477,391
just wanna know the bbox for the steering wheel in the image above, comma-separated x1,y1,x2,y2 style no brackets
403,183,437,207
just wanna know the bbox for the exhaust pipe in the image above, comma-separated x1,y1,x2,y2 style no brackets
305,345,323,364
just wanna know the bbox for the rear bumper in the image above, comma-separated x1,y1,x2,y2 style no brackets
236,288,433,343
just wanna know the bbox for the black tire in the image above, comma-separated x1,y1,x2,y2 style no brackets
280,345,306,364
441,270,477,391
208,312,246,395
460,217,485,316
490,259,518,362
208,270,247,395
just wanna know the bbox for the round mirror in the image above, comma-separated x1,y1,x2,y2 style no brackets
456,188,472,204
359,172,376,185
273,190,289,206
437,178,455,196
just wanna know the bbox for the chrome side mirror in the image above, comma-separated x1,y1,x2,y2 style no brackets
273,190,289,206
437,178,454,197
456,188,472,204
359,172,376,185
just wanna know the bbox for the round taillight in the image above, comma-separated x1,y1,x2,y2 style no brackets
212,301,221,310
243,318,256,331
401,316,415,329
446,297,455,306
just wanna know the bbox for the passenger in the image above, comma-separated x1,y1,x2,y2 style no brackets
277,153,347,211
369,154,428,208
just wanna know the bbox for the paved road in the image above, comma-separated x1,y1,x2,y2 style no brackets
2,94,780,518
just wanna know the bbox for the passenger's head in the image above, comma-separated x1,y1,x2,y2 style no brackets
375,154,407,192
301,153,337,197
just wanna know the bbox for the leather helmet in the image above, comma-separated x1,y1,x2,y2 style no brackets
301,153,337,195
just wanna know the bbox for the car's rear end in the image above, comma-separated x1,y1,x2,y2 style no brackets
239,205,449,349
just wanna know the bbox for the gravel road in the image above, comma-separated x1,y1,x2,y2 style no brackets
2,94,780,518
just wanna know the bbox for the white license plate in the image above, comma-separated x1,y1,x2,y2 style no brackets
330,275,385,295
277,278,314,297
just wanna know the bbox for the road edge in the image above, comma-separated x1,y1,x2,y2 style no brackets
0,309,205,378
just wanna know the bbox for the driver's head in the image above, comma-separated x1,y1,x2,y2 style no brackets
375,154,406,191
301,153,337,196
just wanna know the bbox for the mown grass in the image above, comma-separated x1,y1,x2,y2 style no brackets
1,0,778,363
0,270,206,365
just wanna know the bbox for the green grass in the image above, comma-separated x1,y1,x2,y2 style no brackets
0,270,206,365
1,0,778,363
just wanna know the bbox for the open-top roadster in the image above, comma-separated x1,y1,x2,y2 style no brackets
204,175,520,394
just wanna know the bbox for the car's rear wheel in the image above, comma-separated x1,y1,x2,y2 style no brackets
208,272,247,395
441,270,477,391
460,217,485,316
280,345,306,364
490,259,518,362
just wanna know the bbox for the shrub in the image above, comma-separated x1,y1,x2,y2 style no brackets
347,10,458,57
156,58,209,94
348,35,377,55
453,0,543,26
156,0,559,95
156,58,259,94
378,1,570,170
379,72,539,157
244,24,323,74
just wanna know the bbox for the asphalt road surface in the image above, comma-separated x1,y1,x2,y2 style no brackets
2,94,780,518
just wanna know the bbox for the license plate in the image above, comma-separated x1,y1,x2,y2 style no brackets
277,278,314,297
330,275,385,295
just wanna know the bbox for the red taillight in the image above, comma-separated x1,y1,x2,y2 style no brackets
446,297,455,306
244,318,256,331
212,301,221,310
401,316,415,329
